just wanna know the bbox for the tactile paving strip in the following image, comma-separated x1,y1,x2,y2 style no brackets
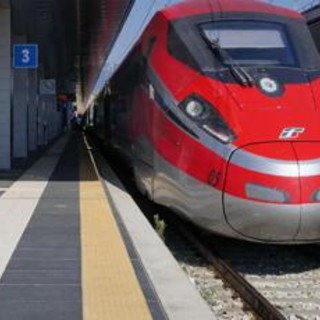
80,136,152,320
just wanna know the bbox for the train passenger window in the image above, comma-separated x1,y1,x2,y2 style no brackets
168,25,200,71
144,36,157,60
200,21,298,68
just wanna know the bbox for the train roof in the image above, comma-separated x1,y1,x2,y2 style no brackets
162,0,302,20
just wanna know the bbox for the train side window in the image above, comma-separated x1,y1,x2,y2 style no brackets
168,25,199,71
144,36,157,60
136,37,157,81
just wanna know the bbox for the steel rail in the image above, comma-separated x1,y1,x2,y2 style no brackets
178,225,286,320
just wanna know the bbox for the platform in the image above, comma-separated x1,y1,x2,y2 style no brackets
0,132,213,320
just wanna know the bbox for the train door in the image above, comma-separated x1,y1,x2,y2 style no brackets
109,58,138,156
130,41,157,197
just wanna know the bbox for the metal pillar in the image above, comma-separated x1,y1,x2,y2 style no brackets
0,8,11,169
28,70,38,152
12,35,28,159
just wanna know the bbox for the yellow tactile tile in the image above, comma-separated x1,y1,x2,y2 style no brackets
80,138,152,320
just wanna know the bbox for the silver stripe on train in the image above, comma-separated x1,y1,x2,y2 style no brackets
230,148,320,177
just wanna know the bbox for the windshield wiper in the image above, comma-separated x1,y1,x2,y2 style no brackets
203,37,255,87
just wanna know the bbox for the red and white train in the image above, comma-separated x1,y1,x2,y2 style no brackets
91,0,320,243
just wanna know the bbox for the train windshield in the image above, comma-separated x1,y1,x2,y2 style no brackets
200,21,298,67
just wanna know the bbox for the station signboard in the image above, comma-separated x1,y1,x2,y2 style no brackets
13,44,38,69
39,79,56,95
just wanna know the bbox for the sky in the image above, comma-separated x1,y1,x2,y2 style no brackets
267,0,319,10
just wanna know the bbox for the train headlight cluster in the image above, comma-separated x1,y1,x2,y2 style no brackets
185,100,205,118
180,95,236,144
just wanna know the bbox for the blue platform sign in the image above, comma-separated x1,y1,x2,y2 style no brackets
13,44,38,69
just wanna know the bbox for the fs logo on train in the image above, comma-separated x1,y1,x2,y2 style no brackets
279,128,305,139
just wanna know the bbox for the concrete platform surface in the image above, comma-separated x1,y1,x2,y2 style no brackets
0,133,214,320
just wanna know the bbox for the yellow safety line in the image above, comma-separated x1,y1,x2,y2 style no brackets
80,137,152,320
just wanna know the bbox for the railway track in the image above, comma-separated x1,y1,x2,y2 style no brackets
182,227,320,320
177,225,285,320
162,222,256,319
224,243,320,320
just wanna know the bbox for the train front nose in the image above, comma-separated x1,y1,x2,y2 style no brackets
223,142,320,243
291,142,320,241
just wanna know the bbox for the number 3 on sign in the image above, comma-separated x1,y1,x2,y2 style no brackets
13,44,38,69
22,49,30,64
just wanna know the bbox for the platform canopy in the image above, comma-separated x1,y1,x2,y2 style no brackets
11,0,134,103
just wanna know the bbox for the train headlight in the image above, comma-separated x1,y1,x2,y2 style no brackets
185,100,205,118
180,95,236,144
